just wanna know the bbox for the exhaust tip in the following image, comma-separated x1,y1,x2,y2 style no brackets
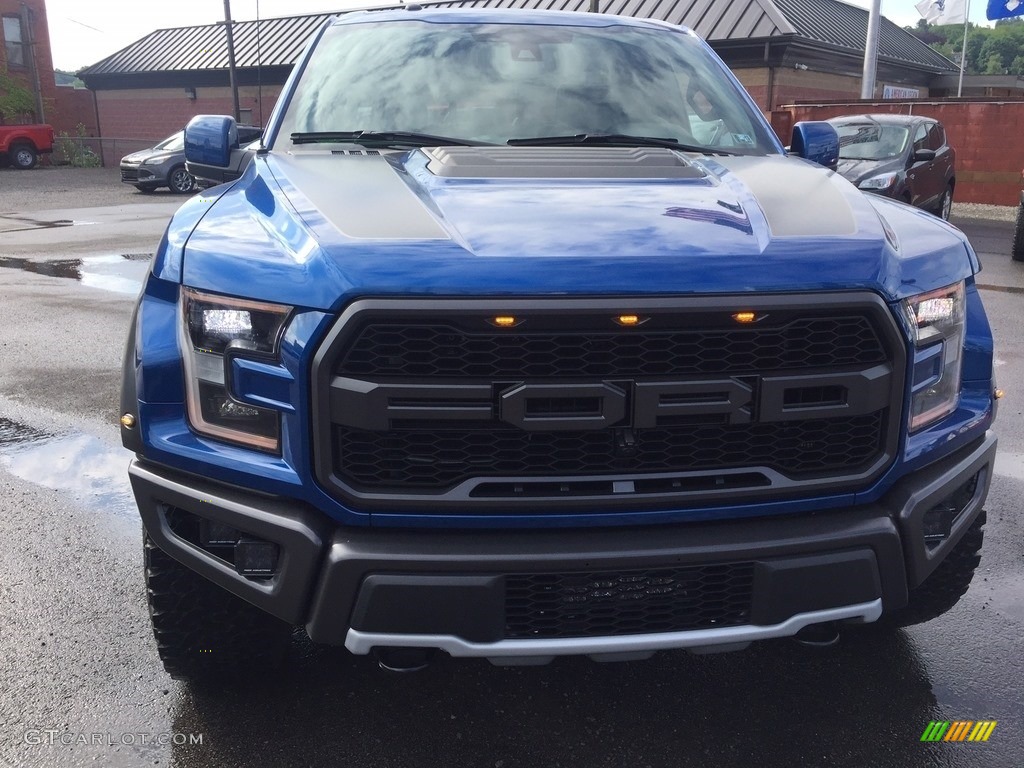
793,621,840,648
375,647,436,672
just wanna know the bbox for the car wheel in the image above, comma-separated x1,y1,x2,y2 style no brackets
144,533,293,681
10,143,38,170
937,185,953,220
168,166,195,194
134,185,156,194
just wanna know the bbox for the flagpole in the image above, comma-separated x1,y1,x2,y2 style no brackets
957,0,971,97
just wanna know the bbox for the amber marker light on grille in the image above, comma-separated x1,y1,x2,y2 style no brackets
614,314,645,326
732,311,757,323
491,316,518,327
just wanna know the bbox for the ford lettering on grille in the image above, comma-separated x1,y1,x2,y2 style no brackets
329,365,893,431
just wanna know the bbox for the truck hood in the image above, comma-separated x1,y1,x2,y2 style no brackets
178,147,977,310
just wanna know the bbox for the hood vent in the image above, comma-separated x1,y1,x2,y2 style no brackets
424,146,707,180
332,149,382,156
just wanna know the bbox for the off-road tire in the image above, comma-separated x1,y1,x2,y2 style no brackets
885,510,985,628
145,533,293,681
1012,201,1024,261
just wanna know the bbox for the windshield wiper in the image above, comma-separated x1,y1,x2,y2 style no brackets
290,131,488,147
507,133,733,154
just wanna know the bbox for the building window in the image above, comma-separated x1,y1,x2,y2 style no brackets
239,108,253,124
3,16,25,67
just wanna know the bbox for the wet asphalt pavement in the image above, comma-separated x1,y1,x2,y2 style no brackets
0,169,1021,767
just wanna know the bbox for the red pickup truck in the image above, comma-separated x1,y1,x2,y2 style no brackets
0,123,54,169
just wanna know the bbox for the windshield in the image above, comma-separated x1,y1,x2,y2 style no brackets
154,132,185,152
834,123,909,161
275,20,776,153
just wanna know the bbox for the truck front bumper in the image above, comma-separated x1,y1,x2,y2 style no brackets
129,431,996,661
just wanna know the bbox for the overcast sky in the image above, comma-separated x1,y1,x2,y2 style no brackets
43,0,989,72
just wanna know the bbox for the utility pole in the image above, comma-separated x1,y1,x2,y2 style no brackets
223,0,241,122
860,0,881,99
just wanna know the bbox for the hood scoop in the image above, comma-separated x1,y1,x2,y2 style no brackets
424,146,707,179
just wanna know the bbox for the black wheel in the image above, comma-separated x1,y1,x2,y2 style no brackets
134,185,156,194
1012,200,1024,262
10,143,38,170
884,511,985,628
937,184,953,221
167,165,195,194
145,533,293,681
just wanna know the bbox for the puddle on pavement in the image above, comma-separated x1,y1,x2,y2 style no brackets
0,416,51,447
0,416,134,515
0,253,151,295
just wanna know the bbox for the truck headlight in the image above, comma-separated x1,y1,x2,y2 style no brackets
901,281,964,432
859,172,898,191
180,288,291,451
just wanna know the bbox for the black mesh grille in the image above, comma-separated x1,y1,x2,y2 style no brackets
337,317,886,378
334,413,884,489
313,299,902,509
504,563,754,639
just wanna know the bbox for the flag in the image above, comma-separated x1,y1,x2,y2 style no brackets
987,0,1024,20
916,0,968,24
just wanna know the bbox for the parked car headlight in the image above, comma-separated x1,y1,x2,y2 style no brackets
180,288,292,451
859,172,899,190
901,281,964,432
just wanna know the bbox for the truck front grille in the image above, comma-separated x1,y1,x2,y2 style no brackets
311,296,905,513
335,413,884,489
504,562,754,638
339,316,884,378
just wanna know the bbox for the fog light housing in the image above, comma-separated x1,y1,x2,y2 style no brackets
235,539,280,576
200,518,242,547
921,471,981,549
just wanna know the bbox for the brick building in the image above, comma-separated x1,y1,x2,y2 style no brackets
0,0,96,141
77,0,956,155
0,0,58,122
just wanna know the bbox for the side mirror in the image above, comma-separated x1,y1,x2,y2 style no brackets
185,115,238,167
790,121,839,170
913,148,936,162
185,115,257,185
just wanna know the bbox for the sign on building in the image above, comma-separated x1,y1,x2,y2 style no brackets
883,85,921,99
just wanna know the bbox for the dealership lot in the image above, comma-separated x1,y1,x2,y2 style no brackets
0,167,1021,768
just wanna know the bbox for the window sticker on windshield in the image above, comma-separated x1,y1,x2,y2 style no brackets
731,134,754,145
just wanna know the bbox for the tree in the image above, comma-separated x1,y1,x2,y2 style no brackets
903,20,1024,76
0,65,36,122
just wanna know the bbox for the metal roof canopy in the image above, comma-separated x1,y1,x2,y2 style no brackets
78,0,956,90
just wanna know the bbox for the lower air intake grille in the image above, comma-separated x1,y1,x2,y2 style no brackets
504,563,755,639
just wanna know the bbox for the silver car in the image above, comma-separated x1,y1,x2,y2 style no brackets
120,127,262,193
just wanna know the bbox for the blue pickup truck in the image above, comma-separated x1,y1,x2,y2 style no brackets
120,8,998,680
